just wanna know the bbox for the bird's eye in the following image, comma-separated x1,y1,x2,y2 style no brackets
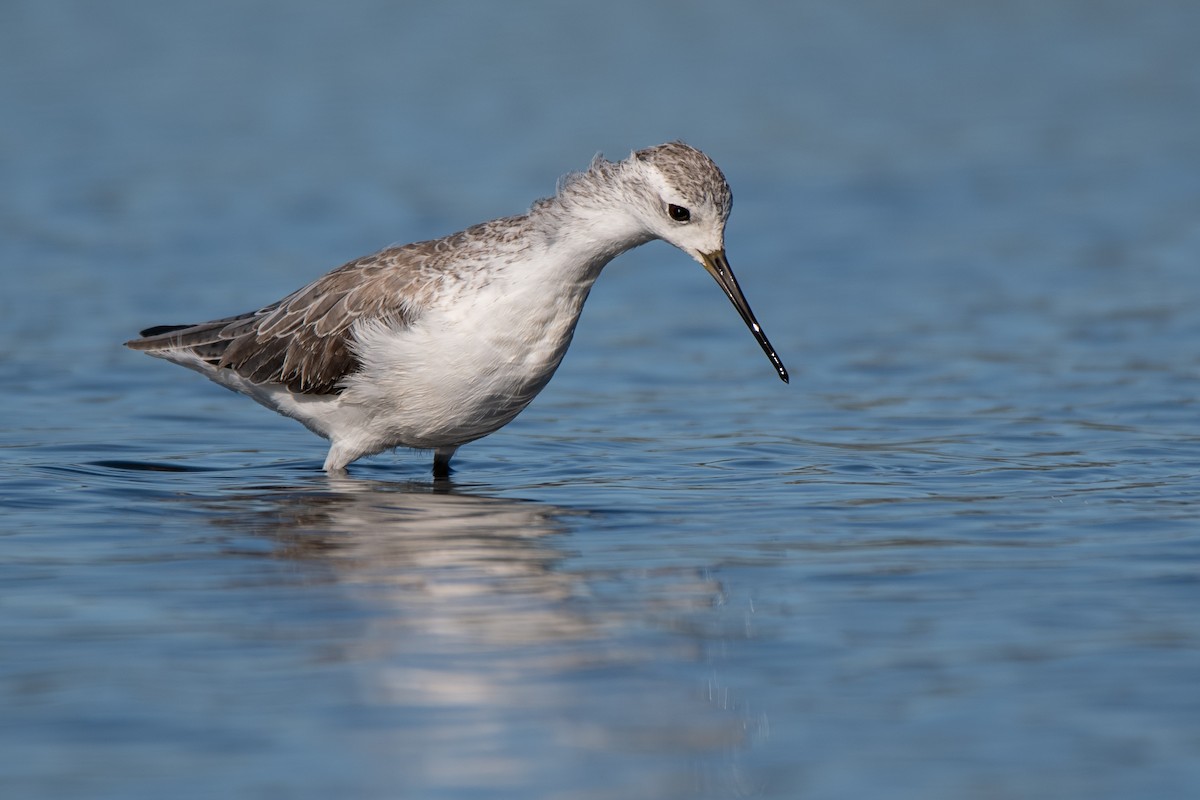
667,204,691,222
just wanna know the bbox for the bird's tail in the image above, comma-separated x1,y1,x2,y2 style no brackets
124,312,256,359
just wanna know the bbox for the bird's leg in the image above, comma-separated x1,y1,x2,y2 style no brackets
432,447,457,480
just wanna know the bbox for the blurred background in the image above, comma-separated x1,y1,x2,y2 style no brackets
2,2,1199,798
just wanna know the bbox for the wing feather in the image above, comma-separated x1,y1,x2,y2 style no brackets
125,245,433,394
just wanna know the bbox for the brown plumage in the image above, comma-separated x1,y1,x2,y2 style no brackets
124,221,513,394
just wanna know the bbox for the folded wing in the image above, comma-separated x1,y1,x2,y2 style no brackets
125,247,429,394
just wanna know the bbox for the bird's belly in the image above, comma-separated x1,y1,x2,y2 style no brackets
343,302,580,448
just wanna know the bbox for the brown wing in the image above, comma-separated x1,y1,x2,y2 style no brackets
125,246,431,394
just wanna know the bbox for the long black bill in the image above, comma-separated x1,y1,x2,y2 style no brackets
700,250,789,383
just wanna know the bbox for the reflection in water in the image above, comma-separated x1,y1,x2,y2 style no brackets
192,477,754,796
210,476,592,641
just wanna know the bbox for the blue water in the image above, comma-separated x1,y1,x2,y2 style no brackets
3,2,1200,798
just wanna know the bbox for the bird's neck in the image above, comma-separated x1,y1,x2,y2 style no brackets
527,187,655,286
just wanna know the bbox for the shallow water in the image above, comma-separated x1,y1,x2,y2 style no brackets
3,2,1200,798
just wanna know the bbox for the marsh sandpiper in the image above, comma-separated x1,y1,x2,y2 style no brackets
126,142,788,477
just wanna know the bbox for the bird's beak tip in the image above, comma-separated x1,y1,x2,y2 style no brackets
699,251,789,385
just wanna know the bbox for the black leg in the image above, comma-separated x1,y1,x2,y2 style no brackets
432,451,453,480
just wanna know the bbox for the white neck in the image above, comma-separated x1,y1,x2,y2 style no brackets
526,174,656,286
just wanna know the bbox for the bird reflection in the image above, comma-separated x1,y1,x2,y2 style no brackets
203,475,598,648
177,474,756,792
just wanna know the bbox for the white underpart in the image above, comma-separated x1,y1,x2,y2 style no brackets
144,348,349,440
331,270,595,467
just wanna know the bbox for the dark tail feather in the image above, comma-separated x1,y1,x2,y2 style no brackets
125,310,262,352
125,323,209,351
139,324,194,338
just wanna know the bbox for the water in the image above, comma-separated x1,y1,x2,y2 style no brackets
3,1,1200,797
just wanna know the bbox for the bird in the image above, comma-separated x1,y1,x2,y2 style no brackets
125,142,788,478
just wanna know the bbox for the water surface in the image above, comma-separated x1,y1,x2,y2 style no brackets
2,2,1199,798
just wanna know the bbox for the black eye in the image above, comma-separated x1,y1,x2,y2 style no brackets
667,204,691,222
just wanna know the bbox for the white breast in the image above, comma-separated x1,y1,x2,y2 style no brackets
338,273,593,449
